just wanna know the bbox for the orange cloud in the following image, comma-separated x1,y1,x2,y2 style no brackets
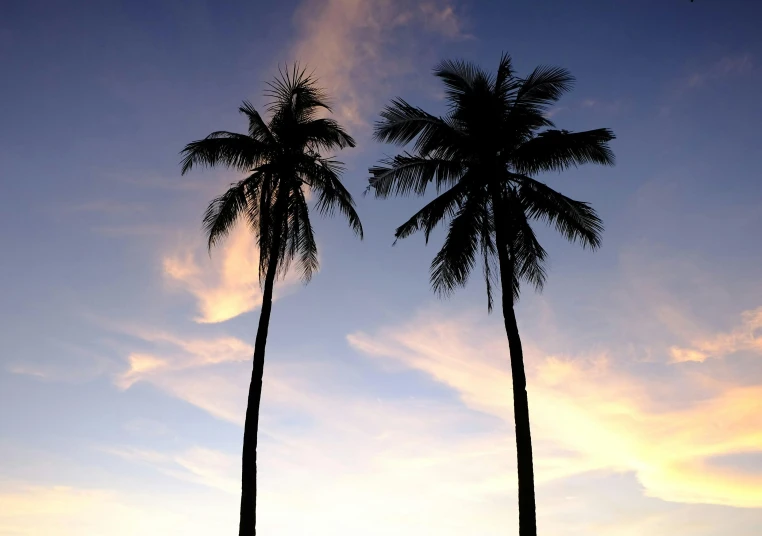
114,327,253,422
670,306,762,362
348,310,762,508
98,306,762,533
163,224,301,324
108,319,529,533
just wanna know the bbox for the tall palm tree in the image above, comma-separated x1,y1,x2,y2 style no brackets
180,66,363,536
368,54,615,536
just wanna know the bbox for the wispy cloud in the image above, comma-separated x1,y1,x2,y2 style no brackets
106,308,762,534
106,446,240,494
289,0,468,130
61,199,148,214
163,224,302,324
6,340,116,383
686,54,754,88
117,331,253,388
20,298,762,533
579,98,627,114
0,481,234,536
106,366,525,534
670,306,762,363
418,1,470,39
114,325,253,422
91,223,174,238
348,310,762,508
674,53,755,94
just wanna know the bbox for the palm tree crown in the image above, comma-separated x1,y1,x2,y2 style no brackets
181,65,363,282
369,53,614,308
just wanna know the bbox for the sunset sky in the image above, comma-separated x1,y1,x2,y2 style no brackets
2,1,762,535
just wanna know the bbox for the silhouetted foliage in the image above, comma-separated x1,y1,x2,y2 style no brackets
180,65,362,536
368,53,614,536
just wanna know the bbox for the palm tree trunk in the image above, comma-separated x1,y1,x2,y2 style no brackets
499,289,537,536
238,211,284,536
492,190,537,536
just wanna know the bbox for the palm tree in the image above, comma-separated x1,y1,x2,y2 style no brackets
367,54,615,536
180,66,363,536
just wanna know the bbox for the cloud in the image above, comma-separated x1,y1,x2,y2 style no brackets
30,301,762,534
163,224,301,324
109,172,217,193
348,310,762,508
418,2,470,39
683,53,754,89
579,98,626,114
107,316,530,533
0,482,234,536
106,380,525,535
544,106,566,118
61,199,147,214
289,0,468,130
114,326,253,423
670,306,762,363
105,446,240,495
6,341,117,383
122,418,172,437
107,308,762,535
92,223,174,238
162,0,469,323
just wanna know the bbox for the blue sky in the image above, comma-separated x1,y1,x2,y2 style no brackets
2,1,762,534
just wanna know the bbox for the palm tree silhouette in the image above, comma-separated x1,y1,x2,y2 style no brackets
368,54,614,536
180,65,363,536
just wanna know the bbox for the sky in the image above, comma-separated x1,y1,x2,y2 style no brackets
1,0,762,534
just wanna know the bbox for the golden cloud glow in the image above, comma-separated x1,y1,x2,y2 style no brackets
670,306,762,362
26,304,755,534
0,483,235,535
163,225,300,324
115,327,253,423
348,310,762,508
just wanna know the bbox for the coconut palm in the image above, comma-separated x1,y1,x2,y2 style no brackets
368,54,615,536
180,66,363,536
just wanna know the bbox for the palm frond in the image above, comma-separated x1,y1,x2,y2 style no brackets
255,174,278,279
239,101,276,144
514,66,575,111
373,98,461,156
513,128,615,174
393,181,468,243
430,192,488,296
480,203,498,312
301,118,356,151
368,154,465,198
180,132,266,174
266,63,330,124
304,158,364,239
516,174,603,249
494,52,519,99
287,187,319,282
202,177,252,252
434,58,490,109
511,212,548,297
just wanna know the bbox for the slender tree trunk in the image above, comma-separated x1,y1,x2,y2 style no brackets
238,208,284,536
491,189,537,536
500,290,537,536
